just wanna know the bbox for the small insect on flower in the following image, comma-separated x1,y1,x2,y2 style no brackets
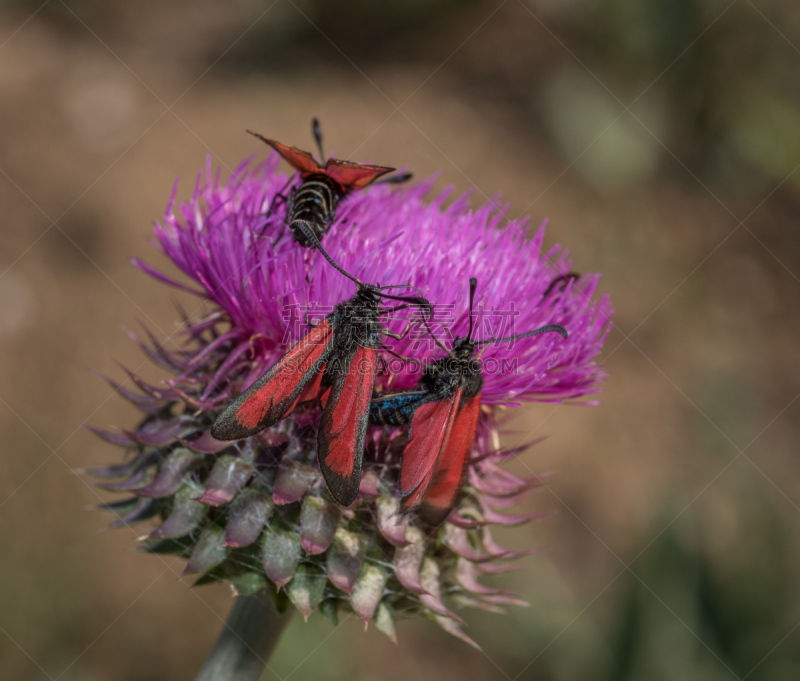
370,278,567,525
211,222,430,507
249,118,411,247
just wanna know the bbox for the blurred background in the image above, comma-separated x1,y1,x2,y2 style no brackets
2,0,800,679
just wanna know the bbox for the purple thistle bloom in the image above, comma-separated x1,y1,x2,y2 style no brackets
91,151,613,649
141,154,611,405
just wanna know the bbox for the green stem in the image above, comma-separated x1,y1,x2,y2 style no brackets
194,594,292,681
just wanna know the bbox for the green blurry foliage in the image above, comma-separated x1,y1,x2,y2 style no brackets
603,494,800,681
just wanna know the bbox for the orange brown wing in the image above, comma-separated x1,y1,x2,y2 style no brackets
317,345,378,506
420,393,481,525
211,320,333,440
248,131,323,175
324,159,394,190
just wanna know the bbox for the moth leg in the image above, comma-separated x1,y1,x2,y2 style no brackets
380,343,425,367
257,177,294,239
382,320,415,341
274,186,298,244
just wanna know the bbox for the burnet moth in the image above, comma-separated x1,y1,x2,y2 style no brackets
248,119,411,247
211,221,430,506
370,278,568,525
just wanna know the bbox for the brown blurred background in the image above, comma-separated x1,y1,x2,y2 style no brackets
2,0,800,679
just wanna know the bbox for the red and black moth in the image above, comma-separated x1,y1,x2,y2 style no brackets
249,119,411,247
370,278,568,525
211,222,430,506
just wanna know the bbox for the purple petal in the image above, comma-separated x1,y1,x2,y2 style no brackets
447,512,483,529
455,558,513,595
482,486,541,509
126,419,186,447
95,463,155,492
99,375,168,414
130,257,206,297
300,496,341,555
84,425,134,448
106,497,160,528
81,452,146,478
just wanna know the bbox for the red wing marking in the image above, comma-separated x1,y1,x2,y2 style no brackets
421,394,481,524
400,387,462,511
251,133,322,174
286,364,326,416
317,346,378,506
324,159,394,190
210,320,333,440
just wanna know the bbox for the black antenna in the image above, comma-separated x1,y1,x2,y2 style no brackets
466,277,477,342
379,283,428,300
420,314,451,354
543,272,580,298
312,118,324,161
377,291,431,311
475,324,568,346
295,221,361,287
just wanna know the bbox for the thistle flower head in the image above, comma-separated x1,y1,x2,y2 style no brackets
91,153,613,646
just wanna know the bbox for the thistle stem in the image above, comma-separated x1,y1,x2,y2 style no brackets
194,595,292,681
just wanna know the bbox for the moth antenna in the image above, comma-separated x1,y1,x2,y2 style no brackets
377,292,431,315
475,324,568,346
295,220,362,287
312,118,324,161
420,314,452,355
543,272,580,298
466,277,477,342
380,283,428,300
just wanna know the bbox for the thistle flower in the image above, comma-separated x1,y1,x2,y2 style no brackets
90,153,612,652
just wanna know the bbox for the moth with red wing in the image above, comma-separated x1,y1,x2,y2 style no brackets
211,222,430,507
249,118,411,247
370,278,568,525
